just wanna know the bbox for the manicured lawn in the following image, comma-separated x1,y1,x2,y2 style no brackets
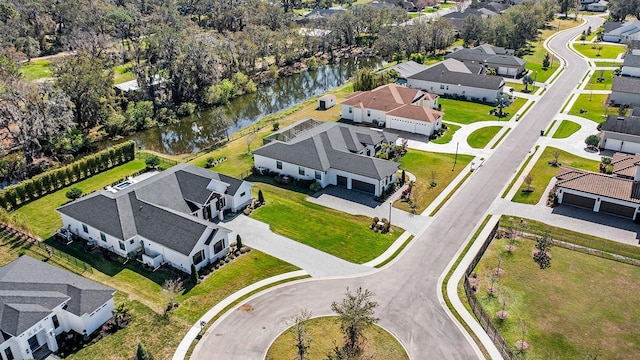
441,97,526,124
586,69,615,90
568,94,617,123
266,317,408,360
467,126,502,149
593,61,622,67
473,227,640,359
512,147,599,204
506,81,538,94
396,150,474,213
431,122,460,144
14,160,148,238
573,43,626,59
250,181,401,264
114,63,135,84
20,59,52,81
552,120,581,139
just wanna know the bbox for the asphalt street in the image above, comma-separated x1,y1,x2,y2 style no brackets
192,16,604,360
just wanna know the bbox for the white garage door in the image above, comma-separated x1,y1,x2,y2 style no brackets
603,138,622,151
621,141,640,155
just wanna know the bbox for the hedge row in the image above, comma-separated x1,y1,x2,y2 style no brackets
0,141,136,210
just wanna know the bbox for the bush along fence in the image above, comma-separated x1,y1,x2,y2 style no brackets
0,141,136,211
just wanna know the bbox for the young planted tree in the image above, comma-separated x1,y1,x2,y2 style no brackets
523,174,533,192
522,74,534,93
135,341,153,360
542,53,551,70
65,187,83,200
258,189,265,204
585,134,600,150
112,302,132,329
330,287,379,357
162,278,184,316
551,150,561,166
287,308,312,360
190,264,199,285
145,155,160,169
236,234,243,250
533,230,554,269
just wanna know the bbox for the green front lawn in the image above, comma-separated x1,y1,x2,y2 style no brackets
267,317,408,360
15,159,148,238
593,61,622,67
506,81,538,94
250,182,401,264
431,122,460,144
568,94,617,123
573,43,626,59
396,150,474,213
586,69,615,90
20,59,52,81
473,224,640,359
512,147,599,204
552,120,581,139
114,63,135,85
441,98,526,124
467,126,502,149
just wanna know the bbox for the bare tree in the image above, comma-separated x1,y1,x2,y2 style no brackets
287,308,312,360
162,278,184,316
523,174,533,192
330,287,379,357
245,133,255,153
551,150,561,166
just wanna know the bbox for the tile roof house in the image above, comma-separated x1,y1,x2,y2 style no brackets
341,83,443,136
555,157,640,220
406,58,505,103
56,164,252,274
609,76,640,106
0,256,115,360
445,44,526,77
253,120,399,196
603,20,640,43
599,110,640,154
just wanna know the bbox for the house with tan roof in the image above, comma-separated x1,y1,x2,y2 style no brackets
555,154,640,220
341,83,443,136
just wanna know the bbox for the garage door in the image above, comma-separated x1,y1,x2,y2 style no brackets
599,201,636,218
561,193,595,210
621,141,640,155
603,138,622,151
351,179,376,194
337,175,347,188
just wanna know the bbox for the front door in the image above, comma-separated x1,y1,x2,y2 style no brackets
28,334,39,351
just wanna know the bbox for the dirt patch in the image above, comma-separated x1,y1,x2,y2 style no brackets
239,304,254,312
515,340,529,351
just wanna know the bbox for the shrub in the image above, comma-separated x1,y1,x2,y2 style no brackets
236,234,243,249
190,264,199,284
272,122,280,131
65,187,83,200
309,182,322,192
205,157,215,168
177,102,197,117
258,189,265,204
145,155,160,169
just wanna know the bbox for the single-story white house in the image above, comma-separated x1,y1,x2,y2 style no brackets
555,157,640,220
57,164,252,274
341,83,443,136
603,20,640,43
445,44,526,78
253,120,399,197
0,256,115,360
622,51,640,77
609,76,640,106
406,59,505,103
599,111,640,154
586,0,607,12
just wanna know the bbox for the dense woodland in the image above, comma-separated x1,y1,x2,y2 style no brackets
0,0,571,184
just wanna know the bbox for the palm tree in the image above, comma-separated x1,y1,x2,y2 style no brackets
522,74,534,93
495,93,512,118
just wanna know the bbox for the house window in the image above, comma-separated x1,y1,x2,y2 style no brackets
367,110,371,117
100,232,106,242
440,84,445,89
192,249,205,265
240,192,246,197
315,171,322,180
299,167,305,176
52,315,60,329
214,239,224,254
348,107,352,114
82,224,88,233
4,348,14,360
119,241,125,251
276,161,282,170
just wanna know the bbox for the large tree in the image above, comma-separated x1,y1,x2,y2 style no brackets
330,287,379,357
608,0,640,21
461,15,485,47
0,81,73,164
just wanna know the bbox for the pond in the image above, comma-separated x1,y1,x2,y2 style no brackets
112,57,386,155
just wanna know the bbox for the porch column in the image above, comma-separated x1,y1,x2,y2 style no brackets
593,198,601,212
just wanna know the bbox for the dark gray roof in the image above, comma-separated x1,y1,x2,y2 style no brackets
602,114,640,136
253,122,399,180
604,21,624,33
442,7,497,19
57,192,125,239
612,76,640,94
408,61,505,90
446,45,525,68
0,256,114,336
623,53,640,68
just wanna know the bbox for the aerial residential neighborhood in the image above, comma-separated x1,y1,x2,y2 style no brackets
2,0,640,359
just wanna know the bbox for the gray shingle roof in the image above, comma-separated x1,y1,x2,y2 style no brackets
601,114,640,136
611,76,640,94
446,45,524,68
253,122,399,180
623,53,640,68
603,21,623,33
0,256,114,336
408,60,505,90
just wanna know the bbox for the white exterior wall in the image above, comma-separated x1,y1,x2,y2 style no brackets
601,131,640,153
609,91,640,105
406,79,503,102
253,154,331,188
227,182,253,212
386,115,441,136
341,105,355,120
358,108,387,124
327,168,397,196
82,298,115,334
60,214,130,257
622,66,640,77
202,229,229,264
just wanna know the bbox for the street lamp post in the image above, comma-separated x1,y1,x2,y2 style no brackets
388,201,392,227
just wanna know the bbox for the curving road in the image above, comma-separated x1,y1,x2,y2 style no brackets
192,16,604,360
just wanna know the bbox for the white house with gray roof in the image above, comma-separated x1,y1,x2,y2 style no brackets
0,256,115,360
610,76,640,106
406,59,505,103
603,20,640,43
622,50,640,77
599,110,640,154
445,44,526,77
56,164,251,274
253,121,399,196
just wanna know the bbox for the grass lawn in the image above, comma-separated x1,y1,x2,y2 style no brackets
573,43,626,59
506,81,538,94
552,120,581,139
441,97,526,124
593,61,622,67
114,63,135,84
467,126,502,149
586,69,615,90
431,122,460,144
20,59,52,81
266,317,408,360
14,160,148,238
512,147,599,204
395,150,474,213
472,231,640,359
568,94,617,123
250,181,401,264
